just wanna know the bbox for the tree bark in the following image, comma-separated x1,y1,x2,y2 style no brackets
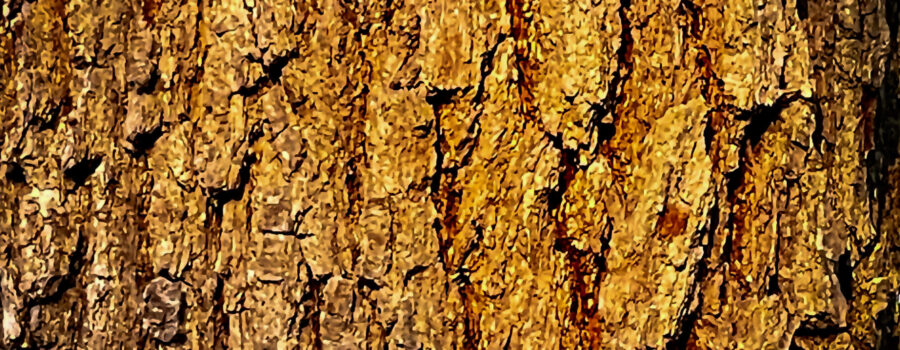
0,0,898,348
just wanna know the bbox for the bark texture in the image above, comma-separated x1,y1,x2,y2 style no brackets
0,0,899,348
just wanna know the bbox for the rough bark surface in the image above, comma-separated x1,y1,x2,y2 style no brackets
0,0,899,348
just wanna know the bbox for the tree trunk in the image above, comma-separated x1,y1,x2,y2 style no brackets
1,0,898,348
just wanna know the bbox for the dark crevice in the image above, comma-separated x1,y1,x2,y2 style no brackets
546,140,578,214
357,277,382,291
704,110,716,153
344,150,364,218
157,269,190,285
502,328,515,350
552,1,633,346
234,83,262,98
142,0,159,22
473,33,506,104
453,222,486,289
208,119,265,207
767,233,782,296
236,49,301,98
5,162,26,184
2,0,23,21
277,205,315,239
793,324,850,337
588,0,633,155
871,2,900,344
136,67,161,95
875,291,899,349
724,166,744,200
26,232,88,308
211,273,228,348
736,95,794,146
678,0,703,40
412,119,433,139
767,208,784,296
588,104,617,147
126,122,165,157
666,201,718,349
795,308,853,339
717,231,734,308
508,0,537,121
866,0,900,245
153,334,188,346
299,272,331,349
264,49,299,83
424,33,506,350
64,155,103,191
209,152,257,207
343,67,371,273
835,250,854,301
34,96,70,133
810,99,827,153
796,0,808,20
427,85,452,270
402,265,429,286
425,87,467,108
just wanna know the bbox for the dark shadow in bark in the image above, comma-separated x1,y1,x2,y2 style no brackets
5,162,26,184
64,156,102,191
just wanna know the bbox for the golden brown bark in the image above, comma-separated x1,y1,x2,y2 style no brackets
0,0,898,348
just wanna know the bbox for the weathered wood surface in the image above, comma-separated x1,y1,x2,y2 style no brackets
0,0,899,348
